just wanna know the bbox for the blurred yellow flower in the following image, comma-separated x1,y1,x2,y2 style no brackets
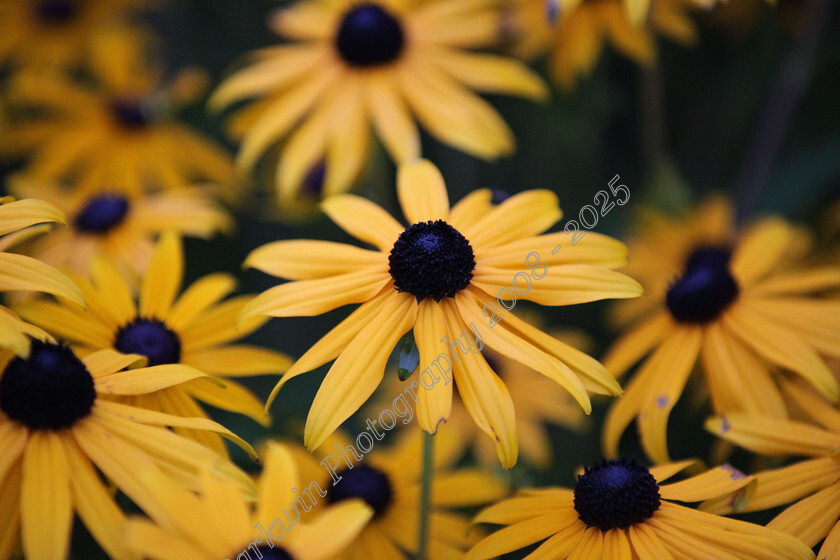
9,175,233,282
0,0,151,71
15,232,292,457
289,428,507,560
508,0,707,89
0,342,256,560
125,441,372,560
468,457,813,560
603,196,840,463
243,159,639,466
0,197,84,356
211,0,548,204
3,49,239,198
703,378,840,558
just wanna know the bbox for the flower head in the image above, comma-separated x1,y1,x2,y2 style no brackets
468,458,814,560
603,196,840,463
15,231,292,457
243,159,640,466
211,0,548,204
0,341,256,560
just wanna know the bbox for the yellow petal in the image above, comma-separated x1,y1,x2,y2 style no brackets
182,377,270,426
239,268,390,321
139,231,183,320
21,431,72,560
414,298,455,434
397,159,450,224
166,273,237,331
287,500,374,559
321,194,403,251
731,217,792,287
366,71,420,163
182,345,292,377
705,414,839,457
601,312,672,377
0,252,84,306
83,349,147,377
0,198,65,236
462,190,561,247
244,240,384,280
95,364,222,395
660,464,753,503
323,75,369,197
255,442,300,526
305,292,417,451
448,189,493,232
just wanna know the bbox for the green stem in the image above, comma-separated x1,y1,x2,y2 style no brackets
416,431,434,560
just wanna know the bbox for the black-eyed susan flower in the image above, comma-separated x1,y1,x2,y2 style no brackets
9,175,233,282
242,158,640,466
702,378,840,558
0,197,84,356
3,50,239,197
0,0,151,71
124,441,373,560
284,429,507,559
602,196,840,463
210,0,548,203
508,0,705,89
0,341,257,560
15,231,292,457
468,457,814,560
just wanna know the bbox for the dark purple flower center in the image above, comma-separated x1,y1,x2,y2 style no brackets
389,220,475,301
666,245,739,323
328,465,394,517
574,458,661,531
35,0,77,24
0,340,96,430
112,99,150,129
336,3,405,67
252,547,295,560
114,318,181,367
74,193,130,234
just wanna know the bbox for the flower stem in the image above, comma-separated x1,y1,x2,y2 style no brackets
417,431,434,560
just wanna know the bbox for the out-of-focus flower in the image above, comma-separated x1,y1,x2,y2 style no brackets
0,341,257,560
703,378,840,558
125,441,372,560
0,197,84,356
0,0,152,72
468,457,814,560
15,232,292,457
602,195,840,463
286,429,507,559
2,38,239,199
242,159,639,466
508,0,711,89
211,0,548,204
9,175,233,283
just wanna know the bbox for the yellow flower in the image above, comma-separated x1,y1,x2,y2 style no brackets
602,195,840,463
15,231,292,457
0,342,257,560
703,378,840,558
0,0,150,71
124,441,373,560
508,0,705,89
4,54,239,197
0,197,84,356
210,0,548,204
468,458,814,560
243,159,640,466
9,175,233,282
286,429,507,559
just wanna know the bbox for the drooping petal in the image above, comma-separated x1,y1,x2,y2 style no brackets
705,414,838,457
0,252,84,305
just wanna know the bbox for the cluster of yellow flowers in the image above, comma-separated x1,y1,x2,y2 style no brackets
0,1,837,560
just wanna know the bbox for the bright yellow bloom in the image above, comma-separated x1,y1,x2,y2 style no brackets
125,441,372,560
16,231,292,457
287,429,507,559
469,458,814,560
211,0,548,204
3,51,239,198
9,175,233,282
508,0,706,89
0,197,84,356
703,378,840,558
0,0,151,71
602,196,840,463
0,342,256,560
243,159,640,466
